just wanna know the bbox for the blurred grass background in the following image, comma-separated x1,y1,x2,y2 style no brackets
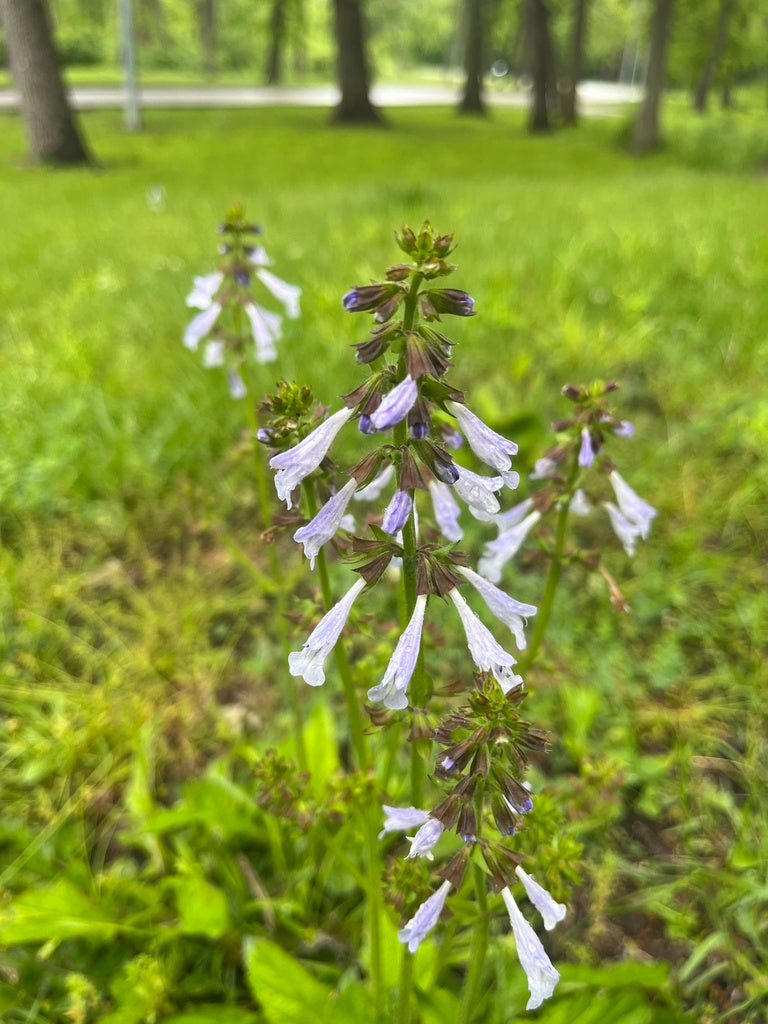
0,102,766,1022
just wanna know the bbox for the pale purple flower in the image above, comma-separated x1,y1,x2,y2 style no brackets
185,272,223,310
502,888,561,1010
269,407,354,509
497,497,534,530
227,371,247,400
398,880,452,953
530,457,557,480
441,426,463,449
569,488,591,517
247,246,271,268
453,466,504,518
448,589,522,691
184,302,221,350
367,594,427,709
202,339,225,368
379,805,430,839
352,464,395,503
293,479,358,569
455,565,537,651
578,428,595,468
515,866,567,932
370,375,418,431
339,513,356,534
406,817,445,860
609,471,656,540
603,502,641,556
256,267,301,319
612,419,634,439
446,401,519,485
288,578,366,686
478,511,542,584
244,302,282,363
382,489,413,535
428,480,463,543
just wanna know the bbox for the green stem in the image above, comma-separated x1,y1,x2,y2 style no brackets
397,946,414,1024
457,864,489,1024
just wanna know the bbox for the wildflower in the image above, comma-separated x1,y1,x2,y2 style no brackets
603,502,640,556
453,466,504,518
367,595,427,709
379,805,430,839
446,401,519,485
343,283,400,313
478,511,541,584
502,888,560,1010
428,480,463,543
227,371,247,400
406,817,445,860
569,488,591,516
426,288,474,316
186,272,223,309
352,464,395,502
609,471,656,540
448,589,522,691
612,419,634,439
578,428,595,468
184,302,221,350
293,479,358,569
370,375,418,431
530,457,557,480
244,302,282,363
255,267,301,319
514,866,567,932
202,339,225,368
497,497,534,529
455,565,537,651
398,880,452,953
269,407,354,509
382,490,413,535
288,578,366,686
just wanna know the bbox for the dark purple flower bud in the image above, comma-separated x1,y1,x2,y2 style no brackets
359,414,376,435
434,459,460,485
256,428,274,444
411,422,429,440
427,289,475,317
382,490,413,535
343,283,398,313
613,419,635,439
440,426,463,450
234,267,251,286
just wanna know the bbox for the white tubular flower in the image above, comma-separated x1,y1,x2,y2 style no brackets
406,817,445,860
269,407,354,509
379,805,430,839
609,470,656,540
398,880,451,954
497,497,534,530
248,246,271,267
569,488,591,517
478,510,541,584
530,457,557,480
256,267,302,319
244,301,282,363
578,427,595,467
446,401,519,485
288,578,366,687
202,339,225,368
428,480,463,543
185,272,223,310
293,479,358,569
448,589,522,691
502,888,561,1011
381,490,413,536
352,464,395,503
453,466,504,518
184,302,221,350
603,502,640,556
515,866,567,932
367,595,427,710
455,565,537,651
227,372,247,400
370,375,418,431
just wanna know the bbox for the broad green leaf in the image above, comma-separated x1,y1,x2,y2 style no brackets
162,1009,260,1024
302,702,340,796
0,880,121,944
170,874,230,938
242,936,332,1024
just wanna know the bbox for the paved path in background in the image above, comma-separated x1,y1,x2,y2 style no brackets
0,81,641,116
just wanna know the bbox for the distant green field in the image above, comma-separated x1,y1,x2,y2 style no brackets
0,105,766,1022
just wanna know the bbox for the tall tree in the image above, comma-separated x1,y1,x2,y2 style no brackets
195,0,217,78
331,0,381,123
631,0,675,152
526,0,554,132
266,0,287,85
562,0,589,125
0,0,93,165
458,0,487,115
693,0,734,112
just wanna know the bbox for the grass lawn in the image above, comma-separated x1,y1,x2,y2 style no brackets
0,104,766,1023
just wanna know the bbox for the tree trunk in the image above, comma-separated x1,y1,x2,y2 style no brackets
693,0,733,113
0,0,93,165
631,0,674,153
458,0,486,115
331,0,381,123
526,0,553,132
721,77,733,108
266,0,286,85
195,0,216,78
562,0,588,126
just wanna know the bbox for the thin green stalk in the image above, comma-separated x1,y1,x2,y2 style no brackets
457,863,489,1024
397,946,414,1024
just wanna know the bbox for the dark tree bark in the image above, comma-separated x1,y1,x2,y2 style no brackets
721,77,733,108
331,0,381,123
693,0,734,113
526,0,554,132
562,0,588,125
631,0,674,153
266,0,286,85
458,0,486,115
195,0,217,78
0,0,93,165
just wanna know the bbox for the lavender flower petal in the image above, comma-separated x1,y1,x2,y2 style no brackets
370,375,418,431
293,479,358,569
256,267,301,319
379,805,430,839
448,589,522,691
406,817,445,860
184,302,221,350
202,339,225,368
352,465,395,503
446,401,519,480
453,466,504,518
244,301,282,363
603,501,640,556
569,488,591,517
578,428,595,468
478,511,541,584
515,866,567,932
185,272,223,310
227,371,247,399
382,490,413,535
530,457,557,480
455,565,537,651
398,880,452,954
502,888,561,1010
367,594,427,709
428,480,463,543
288,578,366,686
609,470,656,539
269,407,354,509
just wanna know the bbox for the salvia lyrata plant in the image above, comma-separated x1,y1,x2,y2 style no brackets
258,222,656,1018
